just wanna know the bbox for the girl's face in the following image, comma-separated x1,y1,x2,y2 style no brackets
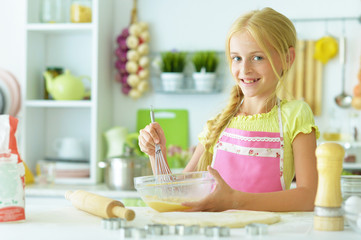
230,31,282,99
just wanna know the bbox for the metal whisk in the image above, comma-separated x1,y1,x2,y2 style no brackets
150,106,172,183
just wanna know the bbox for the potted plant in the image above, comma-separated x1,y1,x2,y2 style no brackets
160,51,187,91
192,51,219,91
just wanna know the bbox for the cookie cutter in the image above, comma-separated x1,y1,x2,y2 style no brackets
189,225,201,235
131,228,147,239
146,224,170,235
119,226,133,238
175,224,193,236
101,218,126,230
245,223,268,236
204,226,230,237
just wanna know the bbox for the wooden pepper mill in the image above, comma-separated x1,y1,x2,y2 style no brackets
314,142,345,231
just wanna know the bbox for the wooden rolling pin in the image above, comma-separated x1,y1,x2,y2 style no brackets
65,190,135,221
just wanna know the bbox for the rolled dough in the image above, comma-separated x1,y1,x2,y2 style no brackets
151,210,280,228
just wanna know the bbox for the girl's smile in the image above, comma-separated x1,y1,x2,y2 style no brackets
241,78,261,84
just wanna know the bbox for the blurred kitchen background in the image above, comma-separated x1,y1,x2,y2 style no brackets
0,0,360,189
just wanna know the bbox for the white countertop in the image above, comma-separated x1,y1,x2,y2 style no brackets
25,183,140,200
1,196,360,240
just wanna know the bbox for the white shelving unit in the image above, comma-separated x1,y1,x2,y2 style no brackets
22,0,114,184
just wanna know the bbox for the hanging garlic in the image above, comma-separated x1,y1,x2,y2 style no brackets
137,43,149,56
138,22,148,31
137,80,149,93
125,61,138,74
138,69,150,80
129,89,141,99
139,56,150,68
129,23,141,36
127,74,140,87
139,31,150,42
126,35,139,49
127,50,140,62
115,2,151,100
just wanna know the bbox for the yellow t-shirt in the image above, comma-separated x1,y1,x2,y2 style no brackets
198,99,320,190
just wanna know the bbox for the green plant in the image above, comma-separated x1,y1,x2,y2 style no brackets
192,51,219,72
160,51,187,73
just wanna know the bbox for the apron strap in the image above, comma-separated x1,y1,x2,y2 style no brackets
277,99,286,190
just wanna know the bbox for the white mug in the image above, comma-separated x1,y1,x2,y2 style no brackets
53,137,85,160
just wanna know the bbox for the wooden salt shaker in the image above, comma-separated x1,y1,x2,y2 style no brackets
314,142,345,231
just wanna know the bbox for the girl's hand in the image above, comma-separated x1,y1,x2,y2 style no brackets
138,122,166,156
182,166,241,212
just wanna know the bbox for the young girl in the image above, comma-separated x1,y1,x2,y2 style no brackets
138,7,319,212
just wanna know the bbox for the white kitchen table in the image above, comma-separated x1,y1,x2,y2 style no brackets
1,196,360,240
24,183,140,199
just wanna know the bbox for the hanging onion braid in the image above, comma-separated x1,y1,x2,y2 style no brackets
197,85,244,171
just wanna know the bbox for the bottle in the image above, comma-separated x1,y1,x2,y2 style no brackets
40,0,64,23
70,0,92,23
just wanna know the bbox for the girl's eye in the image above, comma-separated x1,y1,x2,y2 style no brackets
232,56,241,62
253,56,263,61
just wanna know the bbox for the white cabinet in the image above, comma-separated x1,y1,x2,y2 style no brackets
22,0,114,184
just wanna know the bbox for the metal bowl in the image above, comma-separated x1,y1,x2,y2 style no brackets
134,171,215,212
99,155,152,190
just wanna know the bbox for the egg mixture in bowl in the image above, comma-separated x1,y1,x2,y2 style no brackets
134,171,215,212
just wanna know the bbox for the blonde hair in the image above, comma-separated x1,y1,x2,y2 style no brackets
197,7,297,171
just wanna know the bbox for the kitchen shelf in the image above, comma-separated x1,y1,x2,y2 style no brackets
25,100,93,108
26,23,93,32
22,0,114,185
155,88,222,94
153,77,223,94
343,163,361,170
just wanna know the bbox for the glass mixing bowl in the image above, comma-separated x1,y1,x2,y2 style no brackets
134,171,215,212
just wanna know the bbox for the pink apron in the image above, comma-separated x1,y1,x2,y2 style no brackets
211,100,285,193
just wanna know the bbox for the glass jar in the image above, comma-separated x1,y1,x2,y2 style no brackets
40,0,64,23
70,0,92,23
322,108,342,141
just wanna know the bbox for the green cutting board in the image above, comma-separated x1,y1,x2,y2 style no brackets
136,109,189,149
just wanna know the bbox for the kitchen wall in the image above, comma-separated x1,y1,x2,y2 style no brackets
112,0,361,146
0,0,361,148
